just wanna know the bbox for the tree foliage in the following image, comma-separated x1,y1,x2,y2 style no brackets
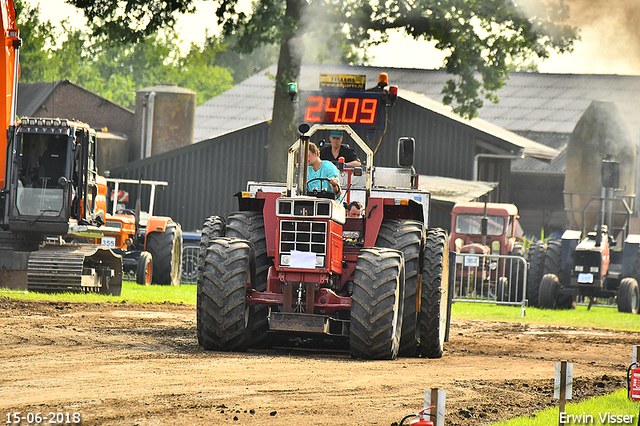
64,0,578,180
16,0,277,109
65,0,577,116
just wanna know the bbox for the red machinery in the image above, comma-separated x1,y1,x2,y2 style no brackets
450,202,526,302
197,73,453,359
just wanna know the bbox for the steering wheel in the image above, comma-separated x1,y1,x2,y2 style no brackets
307,177,336,199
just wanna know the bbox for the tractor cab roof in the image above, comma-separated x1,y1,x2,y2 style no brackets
452,202,518,217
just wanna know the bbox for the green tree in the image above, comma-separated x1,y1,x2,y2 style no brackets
14,0,57,82
214,34,279,84
16,1,235,110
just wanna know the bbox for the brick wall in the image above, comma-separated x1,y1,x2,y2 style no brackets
35,81,133,138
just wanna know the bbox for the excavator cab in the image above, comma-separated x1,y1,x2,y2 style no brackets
7,118,101,236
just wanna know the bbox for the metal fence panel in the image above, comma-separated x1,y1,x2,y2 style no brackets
452,253,528,316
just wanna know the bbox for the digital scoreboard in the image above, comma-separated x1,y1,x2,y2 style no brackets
298,90,386,130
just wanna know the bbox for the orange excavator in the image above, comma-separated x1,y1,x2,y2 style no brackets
0,1,121,294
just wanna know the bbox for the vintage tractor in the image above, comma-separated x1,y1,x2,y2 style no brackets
102,178,183,286
196,73,452,359
449,202,526,303
532,160,640,313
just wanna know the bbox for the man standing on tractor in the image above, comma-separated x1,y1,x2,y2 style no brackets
320,130,361,166
307,142,341,197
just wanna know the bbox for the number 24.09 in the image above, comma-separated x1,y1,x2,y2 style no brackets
304,97,377,124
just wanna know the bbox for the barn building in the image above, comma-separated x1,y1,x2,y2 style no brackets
108,65,640,237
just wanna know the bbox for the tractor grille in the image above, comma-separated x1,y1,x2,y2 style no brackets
279,220,327,268
574,250,601,280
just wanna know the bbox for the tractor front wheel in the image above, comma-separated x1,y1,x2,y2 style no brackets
350,248,405,360
136,251,153,286
147,223,183,286
539,273,561,309
618,277,640,314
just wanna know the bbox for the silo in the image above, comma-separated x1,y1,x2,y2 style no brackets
96,131,128,174
564,101,637,232
131,84,197,161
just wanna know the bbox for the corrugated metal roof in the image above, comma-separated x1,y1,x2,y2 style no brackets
399,89,560,160
418,176,497,204
195,65,640,143
511,131,570,174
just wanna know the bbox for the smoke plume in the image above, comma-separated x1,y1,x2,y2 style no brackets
562,0,640,74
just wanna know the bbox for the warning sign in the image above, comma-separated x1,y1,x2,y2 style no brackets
319,74,366,91
110,190,129,202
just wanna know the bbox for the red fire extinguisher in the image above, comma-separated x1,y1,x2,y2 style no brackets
627,362,640,401
398,406,435,426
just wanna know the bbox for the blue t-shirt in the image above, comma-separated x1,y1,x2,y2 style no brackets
307,161,339,192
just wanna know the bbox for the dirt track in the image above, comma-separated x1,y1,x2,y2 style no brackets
0,298,636,426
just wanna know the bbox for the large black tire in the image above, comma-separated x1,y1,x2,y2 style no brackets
147,222,183,286
197,238,257,351
375,219,423,357
543,240,575,309
419,228,450,359
350,248,405,360
526,241,547,307
539,273,560,309
136,251,153,286
198,216,225,273
225,211,272,347
617,277,640,314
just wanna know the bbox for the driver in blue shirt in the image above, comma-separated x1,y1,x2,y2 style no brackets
307,142,341,198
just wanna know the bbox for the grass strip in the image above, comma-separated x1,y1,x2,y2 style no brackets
489,389,640,426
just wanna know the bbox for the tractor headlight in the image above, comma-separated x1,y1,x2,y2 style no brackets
575,265,583,272
315,255,325,268
281,254,291,266
590,266,599,273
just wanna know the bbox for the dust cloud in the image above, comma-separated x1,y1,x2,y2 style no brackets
561,0,640,74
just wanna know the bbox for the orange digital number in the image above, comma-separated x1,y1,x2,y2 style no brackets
324,97,342,122
304,96,324,122
360,99,377,124
342,98,360,123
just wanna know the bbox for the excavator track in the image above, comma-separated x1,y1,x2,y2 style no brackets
27,244,123,295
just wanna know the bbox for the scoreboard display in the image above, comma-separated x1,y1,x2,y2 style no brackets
298,90,386,130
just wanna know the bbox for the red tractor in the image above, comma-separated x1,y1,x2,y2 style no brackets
450,202,526,303
196,73,452,359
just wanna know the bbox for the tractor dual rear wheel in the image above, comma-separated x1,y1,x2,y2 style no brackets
375,219,423,357
419,228,450,359
147,222,183,286
526,240,547,307
350,248,405,360
197,238,258,351
542,240,576,309
225,211,272,347
198,215,226,273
